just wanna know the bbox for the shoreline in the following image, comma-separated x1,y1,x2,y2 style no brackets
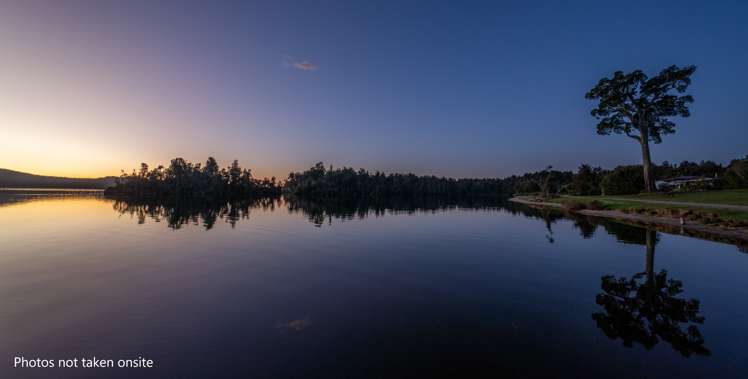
509,197,748,246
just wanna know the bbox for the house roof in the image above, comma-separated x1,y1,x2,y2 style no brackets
662,176,715,182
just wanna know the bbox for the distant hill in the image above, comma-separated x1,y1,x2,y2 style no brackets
0,168,116,189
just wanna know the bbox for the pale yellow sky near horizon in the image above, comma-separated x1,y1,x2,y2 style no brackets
0,3,292,180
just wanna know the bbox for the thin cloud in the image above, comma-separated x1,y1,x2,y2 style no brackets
284,57,318,71
292,61,318,71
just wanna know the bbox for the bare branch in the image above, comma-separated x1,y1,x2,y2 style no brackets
625,130,641,142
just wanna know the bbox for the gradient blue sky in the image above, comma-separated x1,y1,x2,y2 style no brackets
1,0,746,178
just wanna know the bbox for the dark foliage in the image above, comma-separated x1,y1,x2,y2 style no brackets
721,156,748,189
654,160,723,180
284,162,573,199
586,65,696,192
586,65,696,143
507,169,574,196
105,157,281,201
600,165,645,195
592,158,743,195
105,154,746,204
568,164,603,195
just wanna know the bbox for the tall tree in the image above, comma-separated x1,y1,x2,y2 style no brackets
585,65,696,192
542,165,553,199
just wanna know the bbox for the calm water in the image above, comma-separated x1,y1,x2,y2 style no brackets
1,192,747,378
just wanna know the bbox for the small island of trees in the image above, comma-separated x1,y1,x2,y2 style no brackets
105,157,281,201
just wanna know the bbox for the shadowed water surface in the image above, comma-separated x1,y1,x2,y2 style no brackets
0,192,746,378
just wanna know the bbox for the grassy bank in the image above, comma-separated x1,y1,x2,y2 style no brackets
558,191,748,225
577,189,748,206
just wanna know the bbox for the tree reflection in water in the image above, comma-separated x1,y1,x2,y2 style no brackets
110,196,712,356
286,196,507,227
112,197,280,230
111,196,508,229
592,226,710,357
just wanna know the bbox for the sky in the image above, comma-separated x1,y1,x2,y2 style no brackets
0,0,746,179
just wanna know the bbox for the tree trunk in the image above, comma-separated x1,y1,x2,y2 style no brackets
645,229,656,284
639,134,655,193
644,229,656,304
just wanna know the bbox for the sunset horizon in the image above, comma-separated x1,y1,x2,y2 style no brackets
2,1,746,180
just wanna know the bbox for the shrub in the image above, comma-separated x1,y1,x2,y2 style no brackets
600,165,644,195
515,180,541,195
569,164,603,195
721,156,748,189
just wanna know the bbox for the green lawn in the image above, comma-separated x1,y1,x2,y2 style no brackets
602,189,748,206
557,190,748,223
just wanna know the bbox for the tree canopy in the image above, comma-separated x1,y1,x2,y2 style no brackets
585,65,696,143
105,157,281,201
283,162,574,199
585,65,696,192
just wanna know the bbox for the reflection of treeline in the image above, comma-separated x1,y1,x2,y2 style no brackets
105,157,281,200
283,162,572,199
502,200,566,222
111,196,509,229
286,196,507,226
112,197,280,229
106,194,748,252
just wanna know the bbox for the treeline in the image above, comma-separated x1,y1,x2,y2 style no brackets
566,156,748,196
106,155,748,201
283,156,748,199
105,157,281,200
283,162,572,199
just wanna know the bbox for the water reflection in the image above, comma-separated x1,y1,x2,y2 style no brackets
2,191,747,377
285,196,507,226
108,196,511,229
592,228,710,357
104,195,745,254
572,217,597,239
5,191,743,255
111,198,281,229
0,189,104,208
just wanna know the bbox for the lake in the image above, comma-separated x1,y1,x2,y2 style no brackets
1,191,746,378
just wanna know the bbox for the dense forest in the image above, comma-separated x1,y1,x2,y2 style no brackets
283,162,571,199
104,157,281,200
283,156,748,199
104,155,748,202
